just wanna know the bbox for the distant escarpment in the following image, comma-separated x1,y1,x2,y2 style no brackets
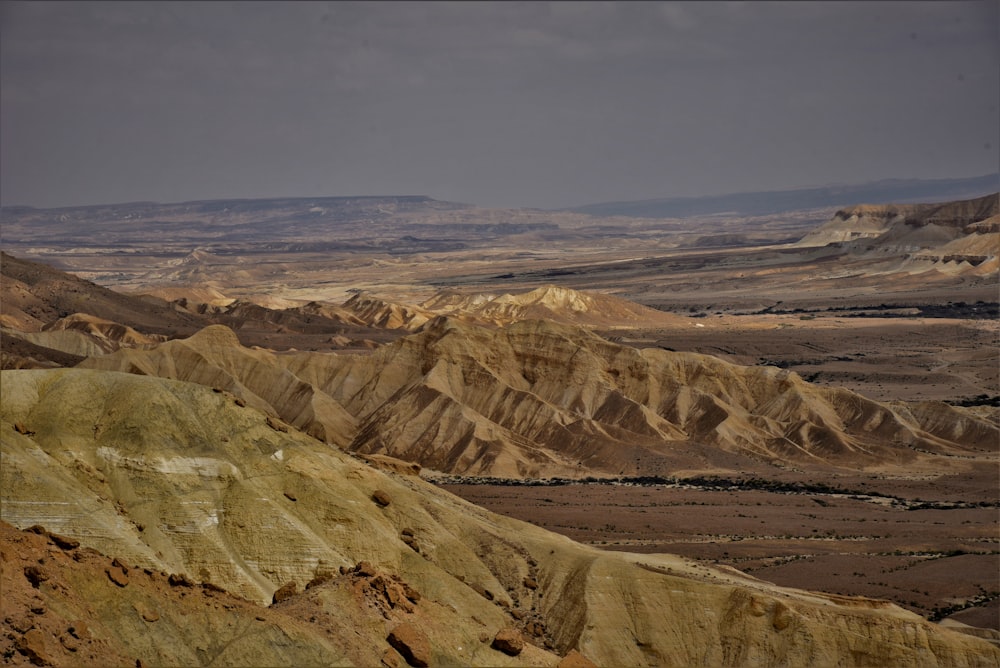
2,368,997,666
79,318,997,479
794,193,999,278
795,193,997,250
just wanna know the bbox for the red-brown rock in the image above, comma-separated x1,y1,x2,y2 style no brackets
23,566,48,588
271,581,297,604
558,649,598,668
386,622,430,667
106,566,129,587
491,627,524,656
354,560,378,577
17,628,51,665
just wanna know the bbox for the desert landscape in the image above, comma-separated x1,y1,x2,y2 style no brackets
3,2,999,665
1,185,998,666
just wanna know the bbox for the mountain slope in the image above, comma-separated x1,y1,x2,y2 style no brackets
0,251,205,336
0,252,402,361
79,319,997,478
78,324,357,447
2,368,996,666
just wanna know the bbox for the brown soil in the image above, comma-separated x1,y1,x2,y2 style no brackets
443,481,1000,631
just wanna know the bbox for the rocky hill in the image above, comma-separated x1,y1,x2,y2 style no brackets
341,292,435,330
0,251,204,336
3,367,996,666
0,253,399,367
78,318,997,479
420,285,685,329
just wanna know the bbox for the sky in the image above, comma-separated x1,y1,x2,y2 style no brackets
1,1,997,210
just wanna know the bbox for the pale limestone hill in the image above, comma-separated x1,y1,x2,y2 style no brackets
167,295,407,331
79,320,997,479
43,311,163,343
293,299,368,326
34,312,167,354
298,317,996,476
0,262,397,362
420,285,685,329
2,368,996,666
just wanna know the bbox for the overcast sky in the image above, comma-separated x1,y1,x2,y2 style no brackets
1,1,997,209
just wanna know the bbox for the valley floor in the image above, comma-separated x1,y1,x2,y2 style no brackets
444,476,1000,633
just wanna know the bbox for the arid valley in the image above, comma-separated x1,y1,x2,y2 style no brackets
1,185,998,666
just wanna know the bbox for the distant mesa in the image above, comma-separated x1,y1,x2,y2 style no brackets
794,192,998,248
792,192,1000,278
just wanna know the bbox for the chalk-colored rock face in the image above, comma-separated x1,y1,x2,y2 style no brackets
2,368,997,666
81,319,997,479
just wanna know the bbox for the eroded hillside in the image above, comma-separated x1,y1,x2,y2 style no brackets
2,368,997,666
77,318,997,479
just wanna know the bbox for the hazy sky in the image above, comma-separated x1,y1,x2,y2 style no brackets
1,1,997,209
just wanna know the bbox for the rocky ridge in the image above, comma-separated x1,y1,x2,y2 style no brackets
77,318,997,479
419,285,686,329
